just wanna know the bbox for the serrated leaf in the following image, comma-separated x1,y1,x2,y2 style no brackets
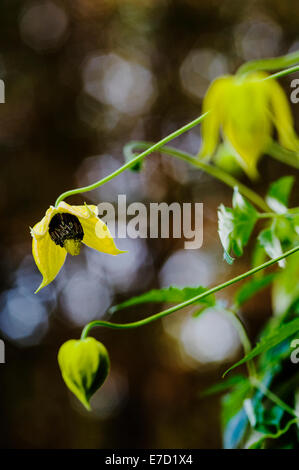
109,286,216,313
218,188,258,263
258,225,285,268
223,318,299,376
266,176,295,214
234,273,277,308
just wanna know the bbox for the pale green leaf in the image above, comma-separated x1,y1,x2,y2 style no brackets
218,188,258,263
224,318,299,376
110,286,216,313
266,176,295,214
234,273,277,308
258,225,285,268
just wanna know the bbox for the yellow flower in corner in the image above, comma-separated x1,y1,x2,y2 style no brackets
199,71,299,179
30,201,124,293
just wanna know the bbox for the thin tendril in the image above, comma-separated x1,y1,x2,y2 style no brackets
80,245,299,340
263,65,299,81
124,141,270,212
54,112,209,207
237,50,299,75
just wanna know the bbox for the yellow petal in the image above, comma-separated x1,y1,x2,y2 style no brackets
268,78,299,151
57,201,123,254
32,232,67,293
199,76,232,158
79,215,125,255
222,73,271,179
56,202,99,219
31,206,56,238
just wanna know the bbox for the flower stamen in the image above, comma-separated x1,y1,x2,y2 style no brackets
49,213,84,256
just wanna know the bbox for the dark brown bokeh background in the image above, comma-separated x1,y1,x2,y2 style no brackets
0,0,298,449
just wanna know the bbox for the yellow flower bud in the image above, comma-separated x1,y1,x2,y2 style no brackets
58,338,110,410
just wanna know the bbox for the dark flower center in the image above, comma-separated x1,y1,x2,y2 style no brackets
49,213,84,255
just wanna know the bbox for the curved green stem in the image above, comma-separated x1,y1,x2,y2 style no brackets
267,142,299,170
262,64,299,81
81,244,299,340
237,50,299,75
222,308,256,379
124,141,270,212
54,55,299,208
248,417,299,449
54,112,209,207
251,377,299,418
257,212,284,219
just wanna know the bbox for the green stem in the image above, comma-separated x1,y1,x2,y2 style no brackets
54,112,209,207
248,417,299,449
222,308,256,379
54,56,299,208
124,141,270,212
263,64,299,81
237,50,299,75
267,142,299,170
257,212,284,219
251,377,299,418
80,244,299,340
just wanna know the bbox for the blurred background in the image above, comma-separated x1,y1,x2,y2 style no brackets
0,0,299,449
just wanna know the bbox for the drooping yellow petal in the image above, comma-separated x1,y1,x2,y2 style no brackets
79,214,124,255
31,206,56,238
222,73,272,179
32,232,67,293
31,202,124,292
199,76,232,158
268,78,299,151
56,201,123,254
56,201,99,220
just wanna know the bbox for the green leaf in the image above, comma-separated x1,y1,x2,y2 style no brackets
266,176,295,214
258,225,285,268
254,404,284,435
275,216,298,245
249,418,299,449
290,211,299,237
223,318,299,376
123,142,144,172
218,205,235,264
109,286,216,313
251,240,267,276
272,252,299,315
222,380,251,448
218,188,258,263
200,374,245,397
234,273,277,308
257,318,290,369
58,338,110,410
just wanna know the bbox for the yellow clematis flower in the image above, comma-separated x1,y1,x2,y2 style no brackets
30,201,124,293
199,71,299,179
